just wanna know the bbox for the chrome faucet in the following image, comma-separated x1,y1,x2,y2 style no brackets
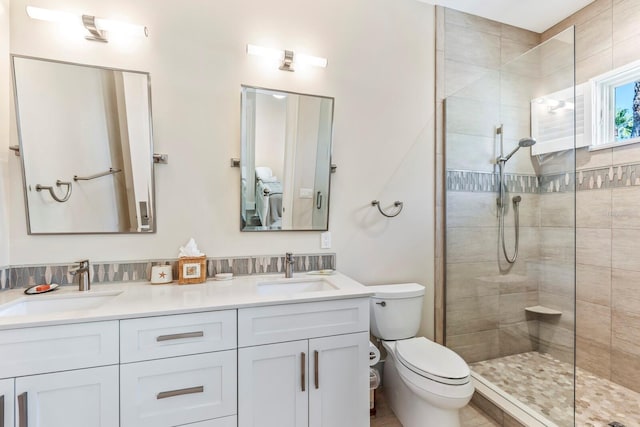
284,253,295,278
70,259,91,291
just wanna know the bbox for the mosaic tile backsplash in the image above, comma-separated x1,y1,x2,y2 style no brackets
447,170,539,194
447,163,640,194
1,253,336,290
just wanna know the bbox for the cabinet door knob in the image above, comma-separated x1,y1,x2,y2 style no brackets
301,352,306,392
376,301,386,307
18,392,28,427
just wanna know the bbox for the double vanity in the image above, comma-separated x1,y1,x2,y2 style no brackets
0,273,372,427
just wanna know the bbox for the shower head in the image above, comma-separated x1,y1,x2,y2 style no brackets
518,137,537,148
499,137,537,163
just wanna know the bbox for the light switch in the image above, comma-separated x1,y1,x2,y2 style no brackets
321,231,331,249
299,188,314,199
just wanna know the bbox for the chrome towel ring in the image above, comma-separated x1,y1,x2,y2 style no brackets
36,180,72,203
371,200,403,218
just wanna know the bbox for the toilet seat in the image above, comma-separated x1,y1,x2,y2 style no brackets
395,337,470,386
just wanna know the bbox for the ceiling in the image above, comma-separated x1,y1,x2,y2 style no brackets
422,0,596,33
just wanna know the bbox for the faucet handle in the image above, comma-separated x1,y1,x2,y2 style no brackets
69,259,90,274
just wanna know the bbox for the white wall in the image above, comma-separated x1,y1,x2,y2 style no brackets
0,0,10,268
7,0,435,322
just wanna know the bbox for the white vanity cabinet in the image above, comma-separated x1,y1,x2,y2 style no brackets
0,378,14,427
0,321,120,427
237,298,370,427
119,311,238,427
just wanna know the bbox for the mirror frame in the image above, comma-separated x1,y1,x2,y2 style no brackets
240,85,335,232
12,55,157,235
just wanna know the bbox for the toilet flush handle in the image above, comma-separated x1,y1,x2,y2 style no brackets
376,301,386,307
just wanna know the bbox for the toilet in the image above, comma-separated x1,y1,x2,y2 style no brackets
370,283,474,427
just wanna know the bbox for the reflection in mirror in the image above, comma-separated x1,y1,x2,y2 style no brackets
241,86,334,231
12,56,155,234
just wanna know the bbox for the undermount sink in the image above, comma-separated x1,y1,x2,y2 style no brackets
0,290,123,317
257,278,337,295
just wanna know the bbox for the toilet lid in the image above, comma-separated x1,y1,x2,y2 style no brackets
395,337,470,385
369,283,425,299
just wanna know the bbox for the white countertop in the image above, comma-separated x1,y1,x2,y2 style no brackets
0,272,373,330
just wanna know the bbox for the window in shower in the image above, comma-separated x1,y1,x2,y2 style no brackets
591,58,640,148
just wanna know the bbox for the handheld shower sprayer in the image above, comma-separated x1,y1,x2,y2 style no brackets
498,137,537,163
496,125,537,264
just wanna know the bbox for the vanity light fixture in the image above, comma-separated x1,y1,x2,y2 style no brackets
26,6,148,43
246,43,327,72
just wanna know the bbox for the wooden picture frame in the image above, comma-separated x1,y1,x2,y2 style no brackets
178,255,207,284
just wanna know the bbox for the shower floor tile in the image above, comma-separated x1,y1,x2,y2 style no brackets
471,352,640,427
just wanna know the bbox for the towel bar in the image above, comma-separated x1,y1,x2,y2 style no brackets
371,200,403,218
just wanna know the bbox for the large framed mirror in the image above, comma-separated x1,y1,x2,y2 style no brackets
12,56,156,234
240,86,334,231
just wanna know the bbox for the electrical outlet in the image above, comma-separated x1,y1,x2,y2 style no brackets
320,231,331,249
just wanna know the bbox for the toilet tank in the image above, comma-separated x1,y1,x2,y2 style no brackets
368,283,425,340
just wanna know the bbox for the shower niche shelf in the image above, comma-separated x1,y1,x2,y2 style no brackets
525,305,562,316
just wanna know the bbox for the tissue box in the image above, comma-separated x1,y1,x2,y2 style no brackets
178,255,207,284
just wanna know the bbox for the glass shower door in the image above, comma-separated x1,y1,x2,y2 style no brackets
444,27,576,426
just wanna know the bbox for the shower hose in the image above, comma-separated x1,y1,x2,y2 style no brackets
498,166,521,264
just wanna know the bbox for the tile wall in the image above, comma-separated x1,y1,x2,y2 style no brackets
436,7,556,363
437,7,579,368
543,0,640,394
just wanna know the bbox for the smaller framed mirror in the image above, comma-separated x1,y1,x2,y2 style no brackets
240,86,334,231
12,56,156,234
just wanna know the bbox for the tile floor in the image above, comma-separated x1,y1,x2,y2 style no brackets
472,351,640,427
370,387,499,427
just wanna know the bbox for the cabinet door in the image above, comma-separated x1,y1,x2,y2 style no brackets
0,378,14,427
15,365,119,427
238,340,308,427
309,332,369,427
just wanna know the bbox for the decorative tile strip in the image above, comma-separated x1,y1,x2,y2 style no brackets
4,253,336,290
0,267,8,291
576,164,640,191
448,163,640,194
538,172,576,193
447,170,540,194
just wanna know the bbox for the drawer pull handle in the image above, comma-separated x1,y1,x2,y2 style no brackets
18,392,28,427
314,350,319,389
301,352,306,392
0,395,4,427
156,331,204,342
156,386,204,400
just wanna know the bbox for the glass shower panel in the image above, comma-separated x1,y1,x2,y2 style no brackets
445,28,575,426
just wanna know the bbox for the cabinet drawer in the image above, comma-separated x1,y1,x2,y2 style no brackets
178,415,237,427
120,351,237,427
238,298,369,347
0,321,119,378
120,310,236,362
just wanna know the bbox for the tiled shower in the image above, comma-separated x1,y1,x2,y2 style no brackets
439,1,640,425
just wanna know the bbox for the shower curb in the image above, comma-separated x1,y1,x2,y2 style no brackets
471,371,558,427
